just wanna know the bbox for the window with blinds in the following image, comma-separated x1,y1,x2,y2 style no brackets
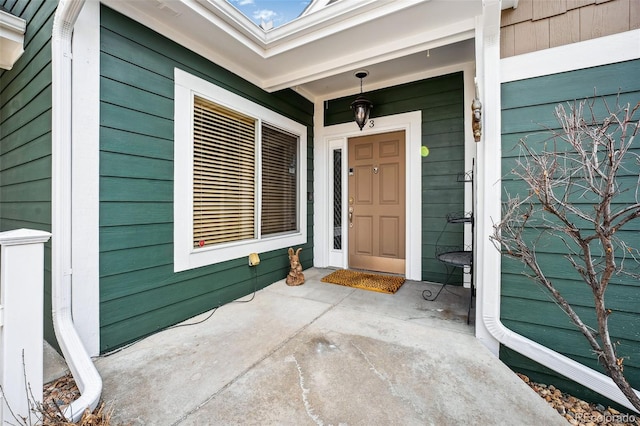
193,96,257,248
261,124,298,236
175,68,307,271
192,97,300,249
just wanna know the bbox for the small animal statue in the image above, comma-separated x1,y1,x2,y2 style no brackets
286,247,305,286
471,97,482,142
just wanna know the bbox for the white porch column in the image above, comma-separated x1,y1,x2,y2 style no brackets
0,228,51,424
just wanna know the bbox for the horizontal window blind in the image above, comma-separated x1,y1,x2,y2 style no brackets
193,96,256,247
261,124,298,236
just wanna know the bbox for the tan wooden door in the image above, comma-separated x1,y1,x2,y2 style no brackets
348,131,405,274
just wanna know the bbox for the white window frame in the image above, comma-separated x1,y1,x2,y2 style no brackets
174,68,307,272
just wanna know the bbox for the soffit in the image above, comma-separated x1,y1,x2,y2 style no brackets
101,0,484,100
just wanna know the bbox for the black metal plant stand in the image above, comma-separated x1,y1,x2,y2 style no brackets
422,165,474,324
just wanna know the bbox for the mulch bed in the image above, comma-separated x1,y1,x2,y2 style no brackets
41,373,111,426
517,373,640,426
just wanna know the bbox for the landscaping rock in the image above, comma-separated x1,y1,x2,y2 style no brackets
517,373,640,426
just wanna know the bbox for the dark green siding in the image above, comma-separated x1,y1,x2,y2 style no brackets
99,6,314,352
500,59,640,399
325,73,466,283
0,0,57,348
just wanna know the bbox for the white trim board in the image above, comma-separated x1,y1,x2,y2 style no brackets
316,111,422,281
501,29,640,83
71,0,100,356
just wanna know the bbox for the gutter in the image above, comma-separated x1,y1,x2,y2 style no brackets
51,0,102,421
483,311,640,413
477,0,639,414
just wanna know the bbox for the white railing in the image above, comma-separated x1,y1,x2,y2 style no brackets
0,228,51,424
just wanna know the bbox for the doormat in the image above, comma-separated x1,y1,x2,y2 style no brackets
321,269,405,294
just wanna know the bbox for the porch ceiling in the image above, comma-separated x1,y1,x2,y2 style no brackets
102,0,485,100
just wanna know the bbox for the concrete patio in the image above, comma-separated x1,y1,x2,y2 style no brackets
46,267,565,425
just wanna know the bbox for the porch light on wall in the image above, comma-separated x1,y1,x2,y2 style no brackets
350,70,373,131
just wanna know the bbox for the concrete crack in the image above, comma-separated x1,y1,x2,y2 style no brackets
352,343,425,420
172,287,351,425
286,355,324,426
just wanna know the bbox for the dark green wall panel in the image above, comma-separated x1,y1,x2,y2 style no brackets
100,202,172,227
100,102,173,139
100,153,173,181
99,5,314,351
100,127,173,160
500,59,640,395
501,60,640,110
324,72,466,283
0,0,57,349
0,110,50,153
100,223,173,252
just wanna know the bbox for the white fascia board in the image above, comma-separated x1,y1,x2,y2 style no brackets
290,85,316,102
263,0,422,51
0,10,26,70
127,0,431,58
502,29,640,83
100,0,265,88
318,60,476,105
263,20,476,93
301,0,334,17
191,0,266,45
194,0,412,51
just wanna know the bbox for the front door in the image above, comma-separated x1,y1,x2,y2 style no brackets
348,131,406,274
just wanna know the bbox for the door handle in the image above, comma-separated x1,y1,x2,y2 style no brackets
349,207,353,228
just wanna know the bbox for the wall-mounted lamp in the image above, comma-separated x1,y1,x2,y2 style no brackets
350,70,373,131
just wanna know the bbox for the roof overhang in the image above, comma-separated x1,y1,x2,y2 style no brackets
100,0,515,100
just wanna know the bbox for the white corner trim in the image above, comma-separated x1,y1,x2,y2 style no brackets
71,0,100,357
173,68,308,272
318,111,422,281
312,99,328,268
501,29,640,83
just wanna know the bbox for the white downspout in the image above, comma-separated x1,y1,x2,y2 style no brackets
477,0,640,414
52,0,102,421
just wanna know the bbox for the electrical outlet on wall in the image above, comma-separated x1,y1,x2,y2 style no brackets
248,253,260,266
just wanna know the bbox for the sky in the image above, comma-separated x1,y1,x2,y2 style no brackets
227,0,313,28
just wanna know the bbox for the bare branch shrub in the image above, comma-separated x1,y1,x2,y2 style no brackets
492,97,640,411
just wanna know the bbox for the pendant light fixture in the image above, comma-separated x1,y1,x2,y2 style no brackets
350,70,373,131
